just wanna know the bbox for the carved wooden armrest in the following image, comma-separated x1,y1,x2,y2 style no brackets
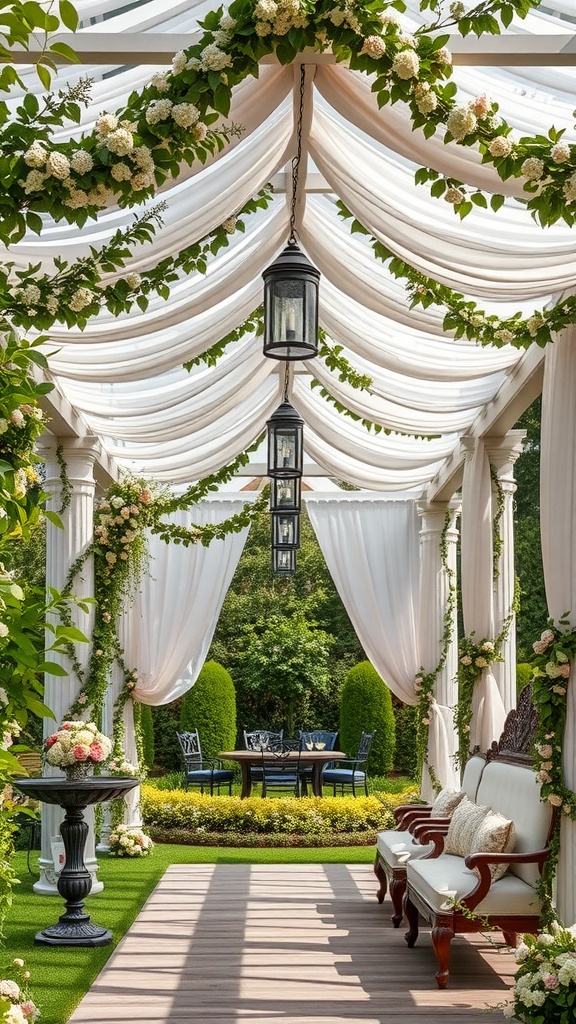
410,816,450,838
462,848,551,909
394,803,431,825
415,828,447,857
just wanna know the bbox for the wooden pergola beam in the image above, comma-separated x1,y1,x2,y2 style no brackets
11,32,576,66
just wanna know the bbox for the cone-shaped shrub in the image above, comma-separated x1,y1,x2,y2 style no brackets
339,661,395,776
180,660,237,761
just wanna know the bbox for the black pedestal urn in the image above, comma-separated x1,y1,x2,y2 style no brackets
14,776,139,947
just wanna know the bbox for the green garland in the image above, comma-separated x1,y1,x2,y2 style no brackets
490,463,505,581
529,619,576,920
336,203,576,351
55,443,71,515
414,509,458,786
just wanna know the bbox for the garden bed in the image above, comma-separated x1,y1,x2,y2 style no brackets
141,784,420,847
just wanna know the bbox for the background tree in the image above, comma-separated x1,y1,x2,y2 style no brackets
240,613,333,737
339,661,396,775
208,504,365,734
514,397,547,660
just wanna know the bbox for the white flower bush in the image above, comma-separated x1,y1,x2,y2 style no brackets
502,923,576,1023
108,825,154,858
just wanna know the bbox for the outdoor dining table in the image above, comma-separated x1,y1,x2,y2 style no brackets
219,749,345,799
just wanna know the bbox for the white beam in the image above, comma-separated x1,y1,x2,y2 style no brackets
427,344,545,502
11,33,576,66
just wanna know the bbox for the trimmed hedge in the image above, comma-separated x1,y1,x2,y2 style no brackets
141,784,419,847
180,660,236,761
339,661,396,775
139,703,155,770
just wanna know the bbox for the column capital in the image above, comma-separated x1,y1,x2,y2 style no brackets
417,499,461,536
484,430,527,470
37,434,101,467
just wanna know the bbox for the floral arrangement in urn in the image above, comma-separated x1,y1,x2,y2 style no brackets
0,958,40,1022
43,721,112,779
108,825,153,858
502,923,576,1023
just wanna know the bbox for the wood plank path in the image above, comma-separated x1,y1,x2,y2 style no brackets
68,863,515,1024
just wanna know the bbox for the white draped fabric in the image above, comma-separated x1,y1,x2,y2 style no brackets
461,440,507,750
305,496,457,792
118,498,253,706
540,327,576,926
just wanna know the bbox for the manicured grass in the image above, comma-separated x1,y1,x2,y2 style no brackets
6,843,375,1024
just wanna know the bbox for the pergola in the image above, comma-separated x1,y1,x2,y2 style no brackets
14,1,576,923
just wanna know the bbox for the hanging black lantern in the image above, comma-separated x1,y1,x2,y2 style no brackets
270,475,301,512
266,401,303,478
272,511,300,549
262,242,320,361
272,547,297,577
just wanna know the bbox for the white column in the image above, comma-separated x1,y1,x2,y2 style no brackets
35,436,104,895
485,432,526,715
418,501,460,799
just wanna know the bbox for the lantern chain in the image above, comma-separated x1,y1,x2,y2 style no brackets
283,361,290,402
289,64,306,245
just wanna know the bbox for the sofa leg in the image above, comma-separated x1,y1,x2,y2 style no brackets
502,930,518,948
431,917,454,989
404,892,419,947
389,874,406,928
374,858,387,904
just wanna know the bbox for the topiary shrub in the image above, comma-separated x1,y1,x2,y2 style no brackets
516,662,533,695
339,661,396,776
180,660,237,761
151,700,183,772
391,701,418,777
139,703,155,771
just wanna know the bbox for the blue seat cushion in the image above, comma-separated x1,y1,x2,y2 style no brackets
264,774,298,783
185,770,233,783
322,769,366,784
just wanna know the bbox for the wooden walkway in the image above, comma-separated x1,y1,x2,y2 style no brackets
68,863,514,1024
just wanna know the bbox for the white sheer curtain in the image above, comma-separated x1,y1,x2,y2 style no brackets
305,495,457,791
540,325,576,926
110,498,253,827
461,440,507,750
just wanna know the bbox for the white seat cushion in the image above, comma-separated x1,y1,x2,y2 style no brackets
377,829,433,866
407,855,540,917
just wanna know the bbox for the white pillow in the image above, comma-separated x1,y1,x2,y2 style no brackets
431,788,465,818
443,797,490,858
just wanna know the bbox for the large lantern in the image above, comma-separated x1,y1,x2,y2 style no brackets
262,242,320,361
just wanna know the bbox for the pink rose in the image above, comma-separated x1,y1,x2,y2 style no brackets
558,663,570,678
73,744,90,762
89,741,105,762
544,973,559,990
61,722,75,730
45,734,58,748
21,1002,37,1020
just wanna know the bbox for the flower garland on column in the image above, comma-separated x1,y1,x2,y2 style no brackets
414,509,457,787
529,621,576,920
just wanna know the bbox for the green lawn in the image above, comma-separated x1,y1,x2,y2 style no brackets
6,843,375,1024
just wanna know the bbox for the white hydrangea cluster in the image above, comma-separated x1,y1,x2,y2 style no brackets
150,71,170,93
145,99,173,125
200,42,233,70
45,151,70,180
254,0,309,37
489,135,513,158
109,825,154,857
446,105,477,141
69,287,95,313
444,187,464,205
391,49,420,80
172,102,201,129
23,141,48,168
562,172,576,203
171,50,188,75
359,36,386,59
521,156,545,181
124,273,142,291
70,150,94,174
413,82,437,115
551,141,571,163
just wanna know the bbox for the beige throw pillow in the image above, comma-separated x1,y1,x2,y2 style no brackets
470,811,515,882
431,788,466,818
443,797,490,858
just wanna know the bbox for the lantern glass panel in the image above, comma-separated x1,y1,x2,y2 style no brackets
267,419,303,478
273,547,296,576
272,512,300,548
270,477,301,512
264,281,318,361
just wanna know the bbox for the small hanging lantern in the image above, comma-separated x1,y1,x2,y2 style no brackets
271,511,300,549
270,476,301,512
272,547,297,577
262,241,320,361
266,400,303,479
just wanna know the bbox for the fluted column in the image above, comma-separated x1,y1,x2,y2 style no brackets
418,500,460,799
35,436,103,895
485,432,526,714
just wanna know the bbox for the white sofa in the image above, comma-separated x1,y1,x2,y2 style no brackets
374,753,486,926
403,755,554,989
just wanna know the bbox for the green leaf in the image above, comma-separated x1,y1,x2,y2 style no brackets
35,61,52,89
37,661,68,676
49,41,80,64
59,0,79,31
25,697,56,719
